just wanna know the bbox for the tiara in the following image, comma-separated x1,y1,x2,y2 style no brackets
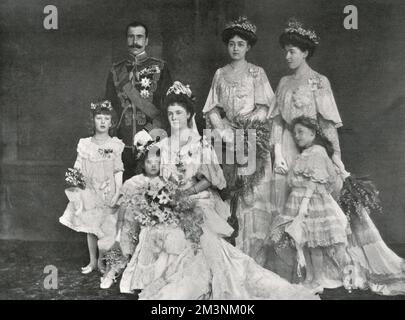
225,16,257,34
90,100,113,111
284,18,319,45
166,81,194,99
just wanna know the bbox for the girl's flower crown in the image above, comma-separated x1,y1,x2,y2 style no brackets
90,100,113,111
225,16,257,34
284,18,319,45
166,81,195,101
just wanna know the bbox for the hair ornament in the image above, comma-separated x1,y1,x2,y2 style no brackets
90,100,113,111
166,81,195,101
284,18,319,45
225,16,257,34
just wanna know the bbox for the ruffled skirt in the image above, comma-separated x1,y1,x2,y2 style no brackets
59,187,117,251
284,190,349,247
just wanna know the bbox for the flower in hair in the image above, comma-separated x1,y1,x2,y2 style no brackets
225,16,257,34
90,100,113,111
166,81,194,101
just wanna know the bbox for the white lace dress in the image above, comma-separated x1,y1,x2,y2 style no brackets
202,63,275,265
120,132,320,300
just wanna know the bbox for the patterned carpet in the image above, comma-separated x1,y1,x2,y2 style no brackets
0,240,404,300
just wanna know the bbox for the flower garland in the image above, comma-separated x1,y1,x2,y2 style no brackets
284,18,319,45
230,117,272,197
225,16,257,34
90,100,113,111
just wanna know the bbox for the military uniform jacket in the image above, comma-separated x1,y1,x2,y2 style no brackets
105,51,172,147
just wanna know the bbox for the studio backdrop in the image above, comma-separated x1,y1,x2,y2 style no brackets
1,0,405,243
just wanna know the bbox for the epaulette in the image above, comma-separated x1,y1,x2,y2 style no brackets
148,57,165,64
148,57,166,67
112,58,127,67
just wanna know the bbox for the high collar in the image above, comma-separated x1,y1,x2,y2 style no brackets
127,51,148,66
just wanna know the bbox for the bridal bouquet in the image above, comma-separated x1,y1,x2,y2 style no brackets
122,179,203,251
65,168,86,189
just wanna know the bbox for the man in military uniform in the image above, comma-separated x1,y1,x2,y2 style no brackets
105,21,172,181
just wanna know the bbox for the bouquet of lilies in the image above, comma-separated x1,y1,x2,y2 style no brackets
65,168,86,189
122,178,203,251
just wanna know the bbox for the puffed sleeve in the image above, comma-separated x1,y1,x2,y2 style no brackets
293,146,336,189
196,138,227,190
74,138,88,169
73,154,82,170
202,69,225,130
254,67,275,110
202,69,222,114
314,76,342,128
113,138,125,173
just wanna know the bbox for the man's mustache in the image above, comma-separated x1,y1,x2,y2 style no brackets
128,44,143,49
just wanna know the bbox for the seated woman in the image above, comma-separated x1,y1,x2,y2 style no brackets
119,81,320,300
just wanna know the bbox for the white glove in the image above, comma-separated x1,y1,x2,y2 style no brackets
114,229,122,242
133,129,153,147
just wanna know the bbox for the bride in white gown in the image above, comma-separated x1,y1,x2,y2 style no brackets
119,82,319,300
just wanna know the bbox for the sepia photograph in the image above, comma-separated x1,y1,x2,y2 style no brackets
1,0,405,305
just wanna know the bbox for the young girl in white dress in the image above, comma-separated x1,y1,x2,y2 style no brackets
273,116,405,295
59,100,124,274
101,134,165,289
271,116,352,293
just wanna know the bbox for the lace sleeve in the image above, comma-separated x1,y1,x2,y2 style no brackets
196,139,227,190
314,75,343,128
113,138,125,173
202,69,222,114
74,138,87,169
294,146,336,186
254,67,275,109
203,69,224,130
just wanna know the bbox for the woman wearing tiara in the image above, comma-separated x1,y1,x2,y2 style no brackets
202,16,274,266
269,19,405,296
121,81,319,300
267,19,349,283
